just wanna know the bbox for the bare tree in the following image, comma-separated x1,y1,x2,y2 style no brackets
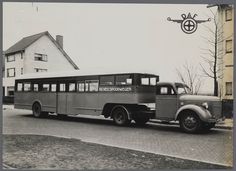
200,6,233,96
176,62,202,95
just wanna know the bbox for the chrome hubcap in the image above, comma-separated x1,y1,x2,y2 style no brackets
184,116,197,128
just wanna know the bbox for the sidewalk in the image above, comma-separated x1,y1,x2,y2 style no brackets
2,104,233,130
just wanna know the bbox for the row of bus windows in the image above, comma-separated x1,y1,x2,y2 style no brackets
16,75,157,92
100,75,157,86
17,81,99,92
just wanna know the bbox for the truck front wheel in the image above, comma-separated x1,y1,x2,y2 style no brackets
179,111,202,133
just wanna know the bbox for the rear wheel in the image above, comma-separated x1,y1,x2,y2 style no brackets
112,107,131,126
32,103,48,118
179,111,202,133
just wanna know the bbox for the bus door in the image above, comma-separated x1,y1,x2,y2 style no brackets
57,83,67,114
155,84,178,121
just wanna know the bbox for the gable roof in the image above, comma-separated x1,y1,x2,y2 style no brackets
5,31,79,70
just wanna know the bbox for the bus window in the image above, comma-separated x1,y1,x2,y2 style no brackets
85,80,99,92
69,83,76,92
60,83,66,92
116,75,132,85
77,82,85,92
42,84,50,92
150,77,157,85
51,84,57,92
33,84,39,91
141,78,149,85
24,83,31,92
17,83,23,91
100,76,114,85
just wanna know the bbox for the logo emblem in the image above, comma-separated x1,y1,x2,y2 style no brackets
167,13,210,34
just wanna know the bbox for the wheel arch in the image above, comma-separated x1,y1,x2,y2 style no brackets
175,104,211,122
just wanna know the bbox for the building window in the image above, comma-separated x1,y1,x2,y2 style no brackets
225,82,232,95
6,55,15,62
7,68,15,77
225,8,232,21
21,68,23,75
225,40,232,53
34,68,48,72
34,53,48,62
21,52,23,59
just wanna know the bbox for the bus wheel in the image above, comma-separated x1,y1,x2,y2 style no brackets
32,103,48,118
134,116,149,126
112,107,131,126
179,111,202,133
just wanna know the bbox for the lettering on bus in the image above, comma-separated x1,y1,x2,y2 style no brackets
99,87,132,92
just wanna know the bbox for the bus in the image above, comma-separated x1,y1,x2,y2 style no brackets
14,71,159,126
15,70,223,133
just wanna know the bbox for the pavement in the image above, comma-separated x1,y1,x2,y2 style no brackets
3,106,233,166
2,104,233,130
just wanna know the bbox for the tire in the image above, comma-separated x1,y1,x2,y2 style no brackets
134,116,149,126
112,107,131,126
32,103,48,118
179,111,202,133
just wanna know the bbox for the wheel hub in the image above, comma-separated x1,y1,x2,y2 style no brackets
184,116,197,128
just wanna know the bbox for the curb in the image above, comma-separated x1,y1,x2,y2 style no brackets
149,120,233,130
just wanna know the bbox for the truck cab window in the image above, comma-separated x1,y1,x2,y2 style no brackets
157,85,175,95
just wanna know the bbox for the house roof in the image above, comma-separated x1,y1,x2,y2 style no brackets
4,31,79,70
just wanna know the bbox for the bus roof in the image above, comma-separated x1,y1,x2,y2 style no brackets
16,70,159,80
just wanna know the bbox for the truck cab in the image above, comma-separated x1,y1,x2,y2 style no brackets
155,82,222,133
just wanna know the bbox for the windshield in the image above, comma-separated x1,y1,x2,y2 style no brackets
175,84,192,94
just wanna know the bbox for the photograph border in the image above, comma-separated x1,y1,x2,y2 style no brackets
1,0,235,170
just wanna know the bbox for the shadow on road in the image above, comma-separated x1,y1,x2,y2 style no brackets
21,113,224,135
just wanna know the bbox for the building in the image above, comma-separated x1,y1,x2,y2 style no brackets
208,4,234,117
208,4,234,99
3,31,79,98
217,5,234,101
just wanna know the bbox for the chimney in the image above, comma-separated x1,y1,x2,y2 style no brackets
56,35,63,49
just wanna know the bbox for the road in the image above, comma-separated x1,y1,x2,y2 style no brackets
3,108,233,167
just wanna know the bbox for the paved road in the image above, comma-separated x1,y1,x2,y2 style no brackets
3,108,233,167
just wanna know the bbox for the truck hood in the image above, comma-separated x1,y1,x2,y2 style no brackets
179,95,220,102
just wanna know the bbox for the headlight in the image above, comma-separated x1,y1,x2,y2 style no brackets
202,102,208,109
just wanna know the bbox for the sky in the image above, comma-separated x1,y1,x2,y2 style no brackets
3,2,218,93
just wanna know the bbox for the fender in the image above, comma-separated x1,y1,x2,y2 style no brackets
111,105,132,120
175,104,212,122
